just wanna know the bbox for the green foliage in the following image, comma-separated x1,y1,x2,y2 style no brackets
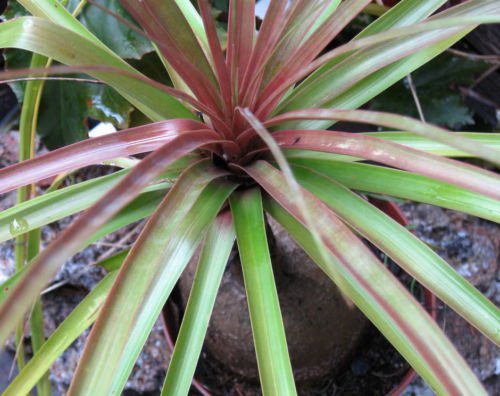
370,53,489,129
1,0,150,148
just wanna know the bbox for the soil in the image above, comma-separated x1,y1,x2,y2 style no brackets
0,132,499,395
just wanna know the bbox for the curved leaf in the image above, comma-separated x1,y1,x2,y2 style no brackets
69,170,236,395
258,129,500,200
268,109,500,166
288,157,500,223
0,120,208,195
247,161,486,395
365,131,500,157
0,17,193,121
3,271,118,396
291,165,500,344
0,135,221,345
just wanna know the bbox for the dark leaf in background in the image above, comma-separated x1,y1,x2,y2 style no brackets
370,53,489,130
128,52,172,86
77,0,153,60
36,80,89,149
87,84,132,130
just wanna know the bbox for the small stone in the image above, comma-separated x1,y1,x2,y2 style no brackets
350,358,370,377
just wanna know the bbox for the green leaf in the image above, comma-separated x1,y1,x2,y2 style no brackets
36,80,89,149
249,159,488,394
0,154,194,244
68,166,236,395
363,131,500,157
279,0,484,129
0,17,194,121
3,271,118,396
287,157,500,223
290,165,500,344
264,196,487,395
161,213,235,396
230,189,297,396
86,84,132,129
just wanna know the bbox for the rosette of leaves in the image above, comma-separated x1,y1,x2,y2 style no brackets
0,1,500,395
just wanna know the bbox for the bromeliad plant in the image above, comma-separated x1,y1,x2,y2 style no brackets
1,0,500,394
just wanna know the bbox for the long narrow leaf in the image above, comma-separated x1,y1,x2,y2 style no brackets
3,271,118,396
254,129,500,200
365,131,500,157
0,120,207,194
258,14,500,115
161,212,235,396
198,0,232,118
69,171,236,395
0,155,194,243
269,109,500,166
289,0,447,94
0,136,221,345
121,0,222,114
288,157,500,223
230,189,296,396
274,26,466,118
0,17,193,121
247,162,486,395
227,0,255,101
257,0,370,114
291,165,500,343
18,0,106,46
282,131,500,162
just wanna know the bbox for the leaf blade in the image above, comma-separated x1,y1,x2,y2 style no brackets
69,172,236,395
161,212,235,396
291,164,500,344
248,161,487,395
230,189,297,396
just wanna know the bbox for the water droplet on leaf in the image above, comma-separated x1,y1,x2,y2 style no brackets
9,218,29,237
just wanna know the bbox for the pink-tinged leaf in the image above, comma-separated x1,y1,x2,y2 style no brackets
257,0,371,112
198,0,233,121
290,164,499,344
239,0,289,106
120,0,222,114
247,160,486,395
0,135,225,345
0,64,224,123
259,1,329,87
262,28,464,118
68,163,236,395
247,129,500,200
267,109,500,167
226,0,255,104
238,108,348,293
257,13,500,116
0,120,215,195
0,17,194,121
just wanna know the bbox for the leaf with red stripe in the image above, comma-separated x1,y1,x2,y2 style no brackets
248,129,500,200
0,134,225,345
0,120,214,195
247,160,487,395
